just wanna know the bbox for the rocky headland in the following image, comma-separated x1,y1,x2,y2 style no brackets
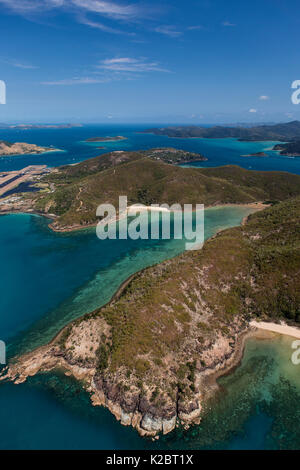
1,196,300,436
0,141,60,156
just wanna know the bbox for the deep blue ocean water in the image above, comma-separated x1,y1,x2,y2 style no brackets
0,125,300,449
0,124,300,174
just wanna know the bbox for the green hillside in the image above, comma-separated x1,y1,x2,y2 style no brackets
33,195,300,434
88,196,300,374
53,196,300,396
32,150,300,230
6,192,300,437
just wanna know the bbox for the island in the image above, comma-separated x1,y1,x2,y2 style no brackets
0,140,60,156
142,147,207,164
0,123,83,130
144,121,300,150
273,141,300,157
85,136,127,143
1,147,300,232
1,191,299,436
241,152,268,157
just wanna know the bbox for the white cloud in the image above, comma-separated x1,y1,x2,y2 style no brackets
42,76,110,85
12,61,39,69
0,0,188,39
1,58,39,69
97,57,170,73
0,0,138,17
259,95,269,100
222,21,236,27
71,0,138,19
0,0,64,13
249,108,257,113
0,0,142,32
42,56,170,85
154,25,182,38
187,25,204,31
0,0,184,39
76,14,130,34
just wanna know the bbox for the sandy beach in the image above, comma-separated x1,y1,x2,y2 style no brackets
127,204,171,215
250,320,300,339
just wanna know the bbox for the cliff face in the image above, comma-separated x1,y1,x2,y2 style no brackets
2,197,300,436
2,314,246,436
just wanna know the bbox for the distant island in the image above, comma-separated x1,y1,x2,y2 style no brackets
0,141,60,156
241,152,268,157
0,123,83,130
85,136,127,143
273,141,300,157
143,147,207,164
144,120,300,144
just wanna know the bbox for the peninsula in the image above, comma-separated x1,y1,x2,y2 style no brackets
2,195,299,437
273,141,300,157
0,141,60,156
144,121,300,150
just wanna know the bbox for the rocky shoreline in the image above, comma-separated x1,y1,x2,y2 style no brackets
0,197,297,438
0,311,254,437
0,248,263,438
0,141,60,156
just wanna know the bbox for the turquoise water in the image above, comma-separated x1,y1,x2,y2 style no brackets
1,206,253,355
181,334,300,450
0,126,300,449
158,334,300,450
0,125,300,174
2,330,300,449
0,206,257,449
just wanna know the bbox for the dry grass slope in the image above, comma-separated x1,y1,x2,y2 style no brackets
32,149,300,229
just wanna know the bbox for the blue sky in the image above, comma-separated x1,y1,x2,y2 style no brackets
0,0,299,123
